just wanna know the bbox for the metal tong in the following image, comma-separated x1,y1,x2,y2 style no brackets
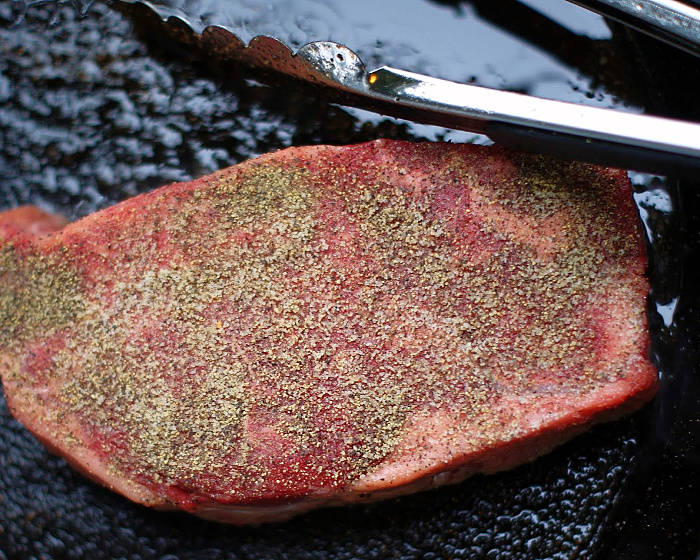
569,0,700,57
124,0,700,178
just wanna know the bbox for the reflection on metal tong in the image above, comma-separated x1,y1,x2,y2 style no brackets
125,0,700,178
567,0,700,56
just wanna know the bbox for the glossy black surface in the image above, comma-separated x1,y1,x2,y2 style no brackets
594,30,700,558
0,1,698,558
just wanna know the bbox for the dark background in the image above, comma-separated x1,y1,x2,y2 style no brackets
0,1,698,558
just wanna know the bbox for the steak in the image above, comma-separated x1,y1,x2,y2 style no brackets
0,140,657,524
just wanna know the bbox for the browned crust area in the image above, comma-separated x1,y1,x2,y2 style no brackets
0,140,657,523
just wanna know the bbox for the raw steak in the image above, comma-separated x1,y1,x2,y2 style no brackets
0,140,657,524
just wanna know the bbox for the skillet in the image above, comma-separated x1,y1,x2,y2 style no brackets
0,1,698,557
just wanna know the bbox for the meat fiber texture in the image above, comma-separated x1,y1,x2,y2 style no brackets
0,140,657,525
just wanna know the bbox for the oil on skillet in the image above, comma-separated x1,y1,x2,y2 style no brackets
0,1,674,559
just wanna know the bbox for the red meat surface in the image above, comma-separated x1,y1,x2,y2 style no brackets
0,140,657,524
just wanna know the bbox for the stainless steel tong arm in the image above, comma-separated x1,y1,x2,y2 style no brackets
567,0,700,56
297,42,700,177
368,65,699,157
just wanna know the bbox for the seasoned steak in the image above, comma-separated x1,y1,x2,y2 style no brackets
0,140,657,524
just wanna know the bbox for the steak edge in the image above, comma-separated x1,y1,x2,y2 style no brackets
0,140,658,524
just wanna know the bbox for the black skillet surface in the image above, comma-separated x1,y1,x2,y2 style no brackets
0,1,699,558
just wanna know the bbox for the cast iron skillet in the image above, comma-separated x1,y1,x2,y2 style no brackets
0,1,698,558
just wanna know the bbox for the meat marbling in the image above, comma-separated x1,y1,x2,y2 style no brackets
0,140,657,524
